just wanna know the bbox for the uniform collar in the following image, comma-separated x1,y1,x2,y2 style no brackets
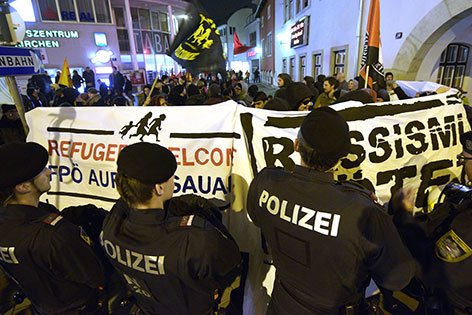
127,207,167,226
0,203,49,222
292,165,335,184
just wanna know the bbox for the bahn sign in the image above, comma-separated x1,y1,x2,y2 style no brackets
0,46,42,76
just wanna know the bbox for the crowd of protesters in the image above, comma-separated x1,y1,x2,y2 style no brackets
3,66,467,147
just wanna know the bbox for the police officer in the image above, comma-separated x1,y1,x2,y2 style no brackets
247,107,415,314
392,131,472,313
101,142,241,314
0,142,105,314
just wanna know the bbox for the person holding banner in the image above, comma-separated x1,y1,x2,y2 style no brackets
101,142,241,315
0,142,106,314
247,107,415,314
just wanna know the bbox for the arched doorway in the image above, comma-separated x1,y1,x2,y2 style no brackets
391,0,472,92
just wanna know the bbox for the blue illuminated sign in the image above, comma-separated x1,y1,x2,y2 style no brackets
94,33,107,47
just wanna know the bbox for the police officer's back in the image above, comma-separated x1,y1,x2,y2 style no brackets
101,142,241,314
0,142,105,314
247,107,415,314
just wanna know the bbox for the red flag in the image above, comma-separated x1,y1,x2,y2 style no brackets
359,0,385,89
233,31,253,55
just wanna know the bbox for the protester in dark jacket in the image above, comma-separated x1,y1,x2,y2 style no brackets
72,70,84,89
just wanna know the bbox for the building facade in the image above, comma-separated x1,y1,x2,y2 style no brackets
256,0,275,85
265,0,472,94
11,0,186,86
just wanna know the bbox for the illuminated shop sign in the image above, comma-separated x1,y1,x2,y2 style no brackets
247,50,257,57
290,16,309,48
16,29,80,48
61,11,94,22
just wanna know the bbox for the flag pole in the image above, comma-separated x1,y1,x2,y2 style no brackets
364,65,370,89
143,75,160,106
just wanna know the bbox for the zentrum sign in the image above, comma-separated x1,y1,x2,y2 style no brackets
16,29,79,48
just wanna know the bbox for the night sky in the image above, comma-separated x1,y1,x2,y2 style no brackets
185,0,256,25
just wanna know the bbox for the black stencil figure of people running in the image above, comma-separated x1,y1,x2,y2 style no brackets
120,112,167,142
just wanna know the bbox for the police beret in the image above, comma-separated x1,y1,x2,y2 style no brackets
0,142,49,189
460,131,472,155
299,107,351,159
117,142,177,184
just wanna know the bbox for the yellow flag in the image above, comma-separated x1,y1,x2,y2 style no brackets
58,57,73,87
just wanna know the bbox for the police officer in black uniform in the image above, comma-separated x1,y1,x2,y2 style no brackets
0,142,105,314
101,142,241,314
392,130,472,314
247,107,415,314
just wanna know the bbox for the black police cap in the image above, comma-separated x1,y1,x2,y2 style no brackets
117,142,177,184
0,142,49,189
460,131,472,155
299,107,351,159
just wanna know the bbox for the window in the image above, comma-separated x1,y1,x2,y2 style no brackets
76,0,94,22
117,29,130,52
134,31,143,53
267,4,271,20
333,50,346,75
303,0,309,9
267,33,272,56
261,15,264,28
283,58,287,73
58,0,76,21
296,0,301,13
94,0,111,23
289,0,294,20
114,8,126,27
249,32,257,47
38,0,59,21
152,12,160,30
39,0,111,23
313,53,322,78
284,0,289,22
290,57,295,78
160,12,169,33
131,8,140,29
299,55,306,81
139,9,151,30
437,43,469,88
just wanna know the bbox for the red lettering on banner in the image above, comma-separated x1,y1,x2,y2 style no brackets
48,140,59,156
105,144,118,162
226,148,237,166
196,148,209,165
60,141,70,157
211,148,223,166
93,143,106,161
70,142,82,158
182,148,195,166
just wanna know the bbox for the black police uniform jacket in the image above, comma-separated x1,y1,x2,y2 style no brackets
0,203,105,314
100,199,241,315
394,198,472,311
247,166,415,315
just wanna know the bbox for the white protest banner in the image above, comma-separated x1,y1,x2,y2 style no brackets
27,101,239,210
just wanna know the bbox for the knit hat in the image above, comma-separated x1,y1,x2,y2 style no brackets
299,107,351,159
